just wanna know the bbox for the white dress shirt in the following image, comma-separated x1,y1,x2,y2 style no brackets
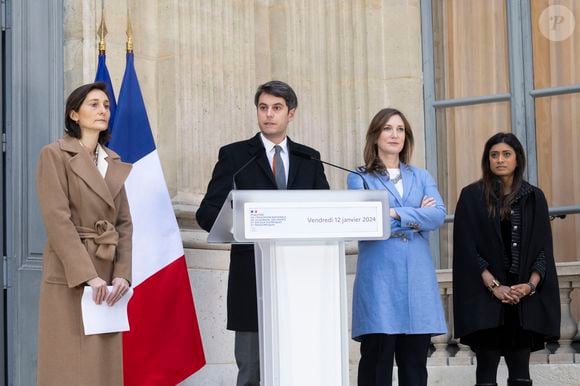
96,143,109,178
260,133,289,185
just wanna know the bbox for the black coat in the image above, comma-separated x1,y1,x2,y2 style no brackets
196,133,330,331
452,181,560,346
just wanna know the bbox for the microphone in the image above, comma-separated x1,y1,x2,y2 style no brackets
232,152,261,190
291,149,369,189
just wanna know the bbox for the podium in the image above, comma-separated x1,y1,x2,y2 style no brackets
207,190,390,386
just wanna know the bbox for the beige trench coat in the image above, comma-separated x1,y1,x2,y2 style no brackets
36,135,132,386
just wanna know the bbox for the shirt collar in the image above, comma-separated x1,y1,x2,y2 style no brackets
260,133,288,154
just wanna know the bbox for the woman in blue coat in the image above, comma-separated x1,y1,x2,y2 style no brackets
348,108,447,386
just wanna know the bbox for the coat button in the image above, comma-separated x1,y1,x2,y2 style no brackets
512,242,517,247
513,225,518,230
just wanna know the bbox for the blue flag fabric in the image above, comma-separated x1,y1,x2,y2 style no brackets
94,53,118,131
108,52,156,163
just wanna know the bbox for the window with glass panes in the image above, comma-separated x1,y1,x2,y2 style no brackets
421,0,580,269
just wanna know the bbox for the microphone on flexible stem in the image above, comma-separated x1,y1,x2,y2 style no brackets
291,149,369,190
232,152,261,190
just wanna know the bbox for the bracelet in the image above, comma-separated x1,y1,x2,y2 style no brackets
488,279,501,293
526,282,536,296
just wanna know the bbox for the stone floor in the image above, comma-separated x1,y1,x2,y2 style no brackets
181,361,580,386
428,364,580,386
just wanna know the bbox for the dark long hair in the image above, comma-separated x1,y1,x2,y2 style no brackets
64,82,111,145
481,132,526,219
363,108,414,172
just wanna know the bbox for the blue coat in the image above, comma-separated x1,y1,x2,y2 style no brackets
347,163,447,340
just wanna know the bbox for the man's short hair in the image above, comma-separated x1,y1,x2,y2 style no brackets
254,80,298,111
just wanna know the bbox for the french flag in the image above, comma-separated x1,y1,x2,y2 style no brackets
109,52,205,386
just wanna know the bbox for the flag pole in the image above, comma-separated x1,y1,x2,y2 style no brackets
126,7,133,53
112,7,206,384
97,0,107,54
94,0,117,137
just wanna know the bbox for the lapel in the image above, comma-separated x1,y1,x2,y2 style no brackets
247,133,276,186
103,147,132,200
400,163,415,204
59,136,115,209
492,212,502,244
373,172,403,206
487,182,504,243
286,137,301,188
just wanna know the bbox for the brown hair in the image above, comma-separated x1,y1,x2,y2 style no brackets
64,82,111,145
254,80,298,111
363,108,414,172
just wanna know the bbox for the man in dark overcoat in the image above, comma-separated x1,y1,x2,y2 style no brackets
196,80,329,386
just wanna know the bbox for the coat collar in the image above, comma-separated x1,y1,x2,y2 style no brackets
286,138,302,187
400,163,415,203
58,135,131,208
367,162,414,206
486,180,534,241
377,171,402,205
247,133,276,186
102,147,132,201
247,132,300,188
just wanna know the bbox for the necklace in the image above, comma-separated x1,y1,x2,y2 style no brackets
378,169,402,184
390,172,402,184
93,145,100,166
79,140,99,166
376,171,402,188
376,169,404,198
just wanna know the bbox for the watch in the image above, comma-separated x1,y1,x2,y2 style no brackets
488,279,501,293
526,282,536,296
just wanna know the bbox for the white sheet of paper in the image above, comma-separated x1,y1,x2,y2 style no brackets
81,286,133,335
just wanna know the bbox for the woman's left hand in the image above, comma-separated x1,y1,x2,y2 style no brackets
508,284,531,301
107,277,130,306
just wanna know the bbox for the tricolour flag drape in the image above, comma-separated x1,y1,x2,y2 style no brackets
94,53,118,131
109,52,205,386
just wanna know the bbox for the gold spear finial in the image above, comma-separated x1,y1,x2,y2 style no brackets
126,8,134,52
97,0,107,53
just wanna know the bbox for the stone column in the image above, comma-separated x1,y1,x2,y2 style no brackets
551,282,578,362
549,263,580,364
429,286,451,365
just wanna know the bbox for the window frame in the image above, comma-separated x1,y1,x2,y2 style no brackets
421,0,580,267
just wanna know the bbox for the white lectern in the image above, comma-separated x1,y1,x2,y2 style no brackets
207,190,389,386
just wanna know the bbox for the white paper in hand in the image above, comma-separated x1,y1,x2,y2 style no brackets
81,286,134,335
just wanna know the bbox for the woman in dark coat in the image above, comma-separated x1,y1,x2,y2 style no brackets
452,133,560,386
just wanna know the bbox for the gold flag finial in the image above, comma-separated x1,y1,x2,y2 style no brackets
97,0,107,53
126,9,134,52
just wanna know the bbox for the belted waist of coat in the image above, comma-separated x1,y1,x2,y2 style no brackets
76,220,118,261
390,230,420,240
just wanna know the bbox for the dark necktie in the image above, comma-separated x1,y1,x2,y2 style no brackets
273,145,287,189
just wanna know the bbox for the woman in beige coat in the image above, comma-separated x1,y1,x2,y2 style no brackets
36,82,132,386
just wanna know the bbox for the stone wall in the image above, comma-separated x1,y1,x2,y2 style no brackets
64,0,425,203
